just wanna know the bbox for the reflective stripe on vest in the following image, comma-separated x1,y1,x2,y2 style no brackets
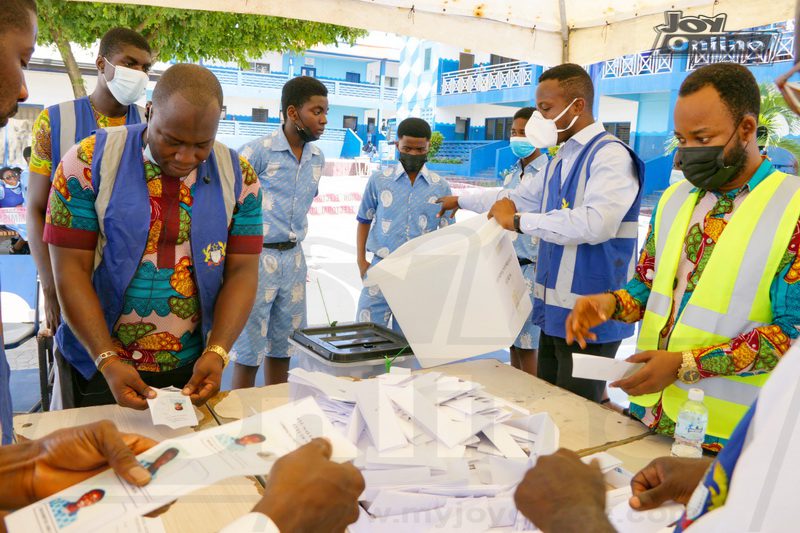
534,134,641,311
49,98,145,181
631,171,800,439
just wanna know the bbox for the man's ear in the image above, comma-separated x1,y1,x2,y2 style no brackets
96,56,105,73
573,97,586,116
145,102,152,121
739,114,759,141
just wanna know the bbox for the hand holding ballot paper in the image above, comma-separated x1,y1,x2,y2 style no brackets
4,398,361,533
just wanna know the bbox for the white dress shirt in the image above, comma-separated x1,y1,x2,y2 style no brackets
458,122,639,246
458,152,548,214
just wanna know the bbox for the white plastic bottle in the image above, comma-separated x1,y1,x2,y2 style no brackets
671,388,708,458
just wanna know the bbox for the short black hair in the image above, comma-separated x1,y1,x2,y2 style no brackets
679,62,760,123
538,63,594,111
513,107,535,121
281,76,328,118
396,117,431,140
1,0,37,36
23,146,31,159
152,63,223,109
0,167,13,177
98,27,151,59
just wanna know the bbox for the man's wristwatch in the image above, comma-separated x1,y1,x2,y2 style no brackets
677,350,701,384
513,213,523,234
204,344,230,368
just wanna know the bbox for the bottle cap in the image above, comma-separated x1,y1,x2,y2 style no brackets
688,388,704,402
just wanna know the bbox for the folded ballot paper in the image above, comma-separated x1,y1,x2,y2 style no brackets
572,352,643,382
288,368,683,532
5,397,357,533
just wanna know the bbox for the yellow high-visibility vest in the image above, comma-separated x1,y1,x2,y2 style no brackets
630,171,800,440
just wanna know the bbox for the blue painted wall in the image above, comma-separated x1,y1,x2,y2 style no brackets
341,129,363,158
282,53,369,82
434,122,486,141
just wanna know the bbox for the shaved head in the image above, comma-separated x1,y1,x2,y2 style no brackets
152,63,223,110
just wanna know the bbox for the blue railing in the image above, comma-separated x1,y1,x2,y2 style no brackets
217,120,348,142
439,61,534,95
208,67,397,102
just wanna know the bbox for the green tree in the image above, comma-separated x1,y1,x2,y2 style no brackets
428,131,444,157
663,82,800,163
36,0,366,98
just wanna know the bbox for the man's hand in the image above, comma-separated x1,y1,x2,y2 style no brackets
102,359,155,410
254,438,364,532
435,196,460,219
487,198,517,231
514,449,612,533
357,257,371,279
610,350,683,396
776,62,800,116
182,351,224,406
27,420,156,504
565,293,616,348
41,287,61,336
630,456,713,511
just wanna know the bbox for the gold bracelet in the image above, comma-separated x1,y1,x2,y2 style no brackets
204,344,229,368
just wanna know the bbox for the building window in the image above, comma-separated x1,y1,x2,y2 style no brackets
252,108,269,123
424,48,432,71
250,62,270,73
300,66,316,77
604,122,631,144
345,72,361,83
219,106,227,120
490,54,516,65
485,117,514,140
384,76,398,88
343,116,358,131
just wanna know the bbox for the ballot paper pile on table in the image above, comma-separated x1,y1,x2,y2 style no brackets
289,367,684,533
4,397,357,533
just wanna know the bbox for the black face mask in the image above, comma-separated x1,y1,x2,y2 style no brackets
294,117,319,143
676,125,748,191
398,152,427,174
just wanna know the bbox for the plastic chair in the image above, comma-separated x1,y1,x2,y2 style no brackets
1,256,43,411
1,256,39,349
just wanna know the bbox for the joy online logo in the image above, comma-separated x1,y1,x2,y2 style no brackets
652,11,780,60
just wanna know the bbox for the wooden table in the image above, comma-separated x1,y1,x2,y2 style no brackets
15,359,669,532
13,402,262,533
209,359,654,455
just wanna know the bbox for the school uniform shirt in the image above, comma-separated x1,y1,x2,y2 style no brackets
238,126,324,244
356,163,453,259
43,135,263,372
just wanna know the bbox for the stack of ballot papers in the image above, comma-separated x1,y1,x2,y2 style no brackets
289,367,684,533
4,397,357,533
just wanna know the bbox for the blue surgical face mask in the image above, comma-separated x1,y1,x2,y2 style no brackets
510,136,536,159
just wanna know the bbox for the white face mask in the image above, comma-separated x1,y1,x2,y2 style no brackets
104,57,149,105
525,98,580,149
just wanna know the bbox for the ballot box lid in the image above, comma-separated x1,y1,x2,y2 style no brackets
290,322,413,362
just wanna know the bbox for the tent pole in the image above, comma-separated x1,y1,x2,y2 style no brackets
558,0,569,63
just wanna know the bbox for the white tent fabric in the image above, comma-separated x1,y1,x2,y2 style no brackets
76,0,795,65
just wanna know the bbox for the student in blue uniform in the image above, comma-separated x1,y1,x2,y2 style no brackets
437,107,546,375
355,117,452,332
233,77,328,387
